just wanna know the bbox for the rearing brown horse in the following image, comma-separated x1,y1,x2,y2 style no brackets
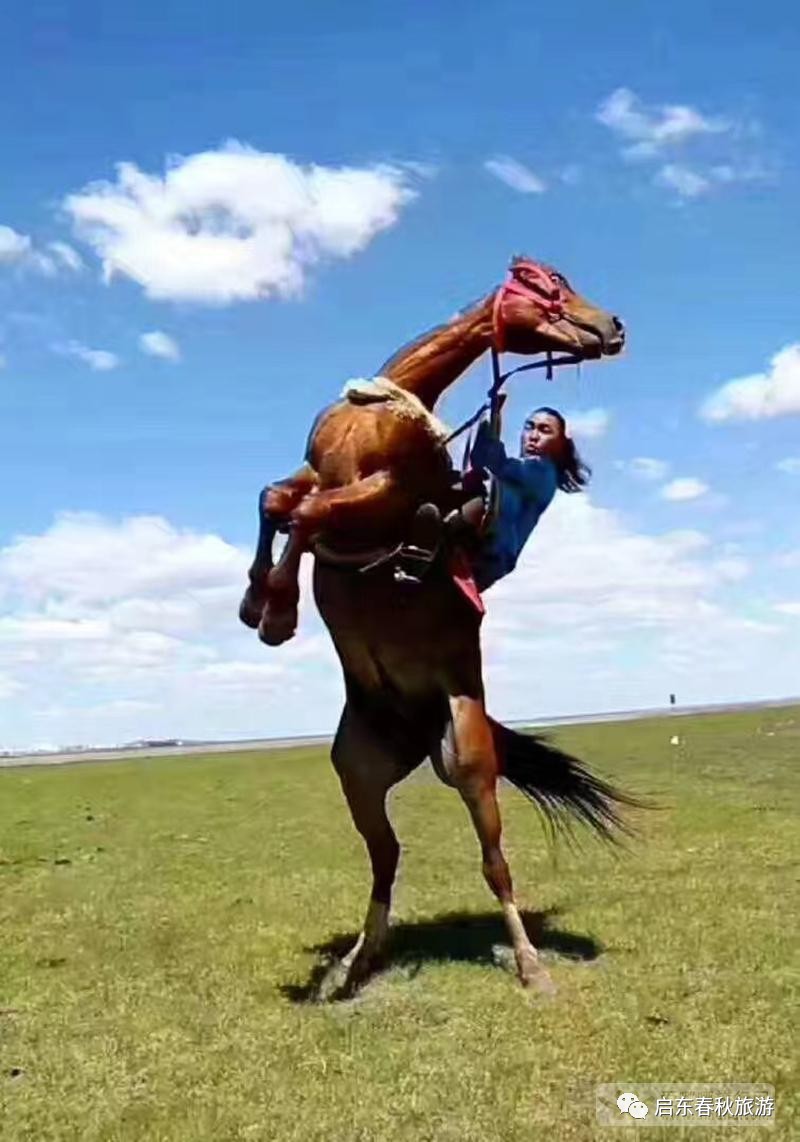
242,257,632,996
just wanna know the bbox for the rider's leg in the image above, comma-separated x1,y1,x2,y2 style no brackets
407,494,487,555
444,495,487,546
399,496,489,586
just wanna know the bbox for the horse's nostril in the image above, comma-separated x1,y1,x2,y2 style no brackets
612,316,624,333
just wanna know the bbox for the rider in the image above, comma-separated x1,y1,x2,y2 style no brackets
412,406,591,592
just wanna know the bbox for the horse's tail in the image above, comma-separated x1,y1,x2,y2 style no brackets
491,719,643,845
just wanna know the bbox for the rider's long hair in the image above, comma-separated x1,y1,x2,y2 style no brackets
532,407,591,493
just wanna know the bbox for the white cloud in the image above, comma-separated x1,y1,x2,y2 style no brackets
773,602,800,616
0,672,23,700
710,162,770,185
3,497,797,752
28,251,63,277
596,88,727,159
657,159,767,199
484,156,546,194
564,408,610,439
0,513,243,606
58,341,120,372
656,163,712,198
776,457,800,474
618,457,670,482
560,165,582,186
713,557,750,581
660,477,709,501
0,225,33,264
64,141,420,305
479,494,797,722
47,241,84,272
0,512,342,749
0,227,83,276
595,89,768,200
139,330,181,362
197,660,285,688
487,503,717,632
700,344,800,422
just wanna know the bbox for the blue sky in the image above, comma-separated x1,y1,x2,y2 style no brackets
1,2,798,749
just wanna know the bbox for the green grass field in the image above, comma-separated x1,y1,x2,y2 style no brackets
1,706,798,1141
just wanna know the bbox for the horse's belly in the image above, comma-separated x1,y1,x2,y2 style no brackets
312,563,480,699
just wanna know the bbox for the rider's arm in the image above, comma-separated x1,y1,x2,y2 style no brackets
470,422,556,503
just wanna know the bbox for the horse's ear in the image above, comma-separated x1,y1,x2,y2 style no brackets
509,253,534,276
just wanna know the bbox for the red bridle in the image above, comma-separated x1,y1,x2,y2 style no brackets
442,260,583,450
491,262,565,353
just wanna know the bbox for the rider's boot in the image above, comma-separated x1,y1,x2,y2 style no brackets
444,496,487,553
394,503,443,584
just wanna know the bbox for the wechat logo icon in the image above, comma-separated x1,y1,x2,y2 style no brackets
617,1092,649,1120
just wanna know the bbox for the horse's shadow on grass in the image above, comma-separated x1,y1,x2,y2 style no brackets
280,907,603,1004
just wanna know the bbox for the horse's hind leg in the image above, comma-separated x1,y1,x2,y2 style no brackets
436,693,554,994
318,701,417,999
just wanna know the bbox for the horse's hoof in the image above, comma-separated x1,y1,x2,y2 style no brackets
239,586,267,629
258,607,297,646
239,601,264,629
315,962,344,1003
316,950,377,1002
516,948,556,995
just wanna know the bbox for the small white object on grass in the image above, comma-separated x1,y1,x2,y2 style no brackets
670,735,681,746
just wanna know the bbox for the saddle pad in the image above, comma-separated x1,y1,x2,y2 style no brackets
340,375,451,441
449,549,485,617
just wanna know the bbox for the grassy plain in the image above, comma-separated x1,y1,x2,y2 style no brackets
1,705,798,1140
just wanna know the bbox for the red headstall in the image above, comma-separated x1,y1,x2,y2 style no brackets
491,260,565,353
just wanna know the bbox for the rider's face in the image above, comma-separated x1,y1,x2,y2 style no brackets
521,413,566,461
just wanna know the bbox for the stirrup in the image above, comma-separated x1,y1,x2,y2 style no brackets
392,502,443,584
393,542,439,585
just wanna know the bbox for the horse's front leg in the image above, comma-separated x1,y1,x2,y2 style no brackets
264,463,319,522
257,527,306,646
239,464,317,631
257,469,404,646
291,469,402,532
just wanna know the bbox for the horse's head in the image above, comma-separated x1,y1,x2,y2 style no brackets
494,256,625,361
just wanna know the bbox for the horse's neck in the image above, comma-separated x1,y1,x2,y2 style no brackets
379,293,496,410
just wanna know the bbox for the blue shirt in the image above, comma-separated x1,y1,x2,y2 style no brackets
469,422,557,586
